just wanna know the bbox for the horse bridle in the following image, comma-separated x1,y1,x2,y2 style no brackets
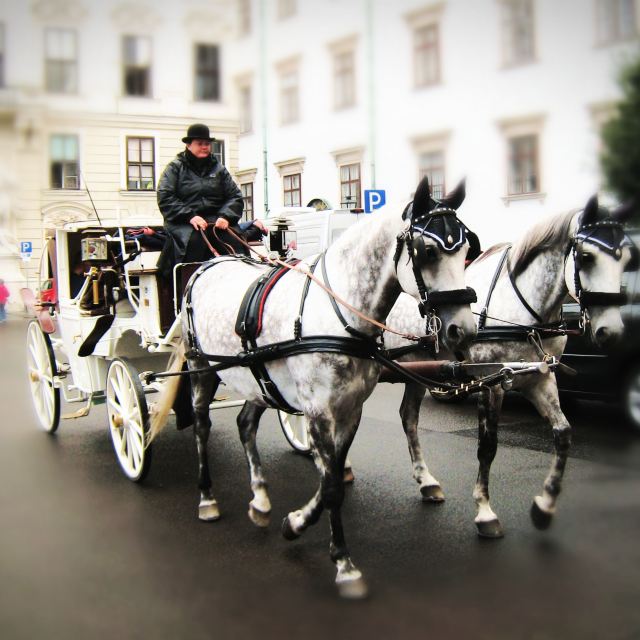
395,207,478,322
569,218,636,327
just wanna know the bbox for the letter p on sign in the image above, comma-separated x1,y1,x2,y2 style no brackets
364,189,386,213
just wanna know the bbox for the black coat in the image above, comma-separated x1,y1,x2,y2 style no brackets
156,151,244,275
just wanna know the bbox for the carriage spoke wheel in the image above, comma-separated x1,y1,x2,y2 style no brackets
106,358,152,482
278,410,311,455
26,321,61,433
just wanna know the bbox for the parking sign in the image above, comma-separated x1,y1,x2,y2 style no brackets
364,190,386,213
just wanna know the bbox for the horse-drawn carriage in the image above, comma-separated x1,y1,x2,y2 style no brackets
24,218,246,481
23,178,636,598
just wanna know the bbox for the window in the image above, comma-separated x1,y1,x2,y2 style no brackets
241,182,254,222
500,0,535,67
277,0,296,19
508,134,539,195
45,28,77,93
418,150,445,199
239,83,252,133
340,163,361,208
414,23,440,87
212,140,225,165
194,44,220,101
279,65,299,124
0,23,6,88
333,49,355,109
596,0,638,43
122,35,151,97
50,134,79,189
283,174,301,206
238,0,252,35
126,137,155,190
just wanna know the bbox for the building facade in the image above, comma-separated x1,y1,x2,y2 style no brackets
0,0,241,304
227,0,639,244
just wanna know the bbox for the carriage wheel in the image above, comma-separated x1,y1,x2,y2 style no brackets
106,357,152,482
278,410,311,455
26,320,61,433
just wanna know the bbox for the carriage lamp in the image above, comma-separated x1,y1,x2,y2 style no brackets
80,229,110,263
268,217,297,258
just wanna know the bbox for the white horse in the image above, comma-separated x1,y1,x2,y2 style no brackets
385,195,635,537
148,177,477,598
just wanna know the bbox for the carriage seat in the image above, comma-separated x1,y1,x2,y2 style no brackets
125,250,161,274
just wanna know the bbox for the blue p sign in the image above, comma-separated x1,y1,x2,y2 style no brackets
20,241,32,254
364,189,386,214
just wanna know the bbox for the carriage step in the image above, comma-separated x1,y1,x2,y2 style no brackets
62,405,91,419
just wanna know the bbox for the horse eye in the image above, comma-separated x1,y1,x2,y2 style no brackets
424,244,439,262
580,252,595,266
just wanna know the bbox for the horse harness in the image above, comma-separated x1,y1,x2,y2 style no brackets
176,209,479,412
474,216,636,344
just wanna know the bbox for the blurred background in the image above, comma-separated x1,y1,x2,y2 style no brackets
0,0,638,308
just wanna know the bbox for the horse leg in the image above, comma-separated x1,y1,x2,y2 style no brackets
520,377,572,530
400,382,444,502
473,386,505,538
283,412,367,598
190,362,221,521
236,401,270,527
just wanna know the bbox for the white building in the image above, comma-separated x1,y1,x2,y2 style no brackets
0,0,242,304
0,0,638,308
227,0,639,243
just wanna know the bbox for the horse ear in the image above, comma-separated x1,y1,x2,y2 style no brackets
412,176,431,218
611,200,636,223
439,178,466,211
580,194,599,227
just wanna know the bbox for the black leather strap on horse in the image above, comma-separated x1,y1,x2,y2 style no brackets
233,262,301,413
477,245,510,331
320,253,374,341
580,291,627,307
507,263,545,324
295,254,321,340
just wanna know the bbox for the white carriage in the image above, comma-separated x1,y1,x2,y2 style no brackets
25,219,245,482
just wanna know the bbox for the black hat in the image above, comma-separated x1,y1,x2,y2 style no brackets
182,123,215,143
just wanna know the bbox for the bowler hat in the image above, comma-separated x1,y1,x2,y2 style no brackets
182,123,216,143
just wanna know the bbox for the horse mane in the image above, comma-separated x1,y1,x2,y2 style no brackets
509,210,577,278
472,242,510,264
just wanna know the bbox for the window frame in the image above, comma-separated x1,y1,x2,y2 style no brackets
240,181,254,222
339,163,361,209
44,27,78,94
507,133,540,196
278,63,299,125
500,0,536,68
0,23,5,88
239,82,253,134
194,43,221,102
125,136,156,191
50,133,80,190
122,34,152,97
418,150,446,200
277,0,296,20
283,173,301,207
595,0,639,44
414,23,441,88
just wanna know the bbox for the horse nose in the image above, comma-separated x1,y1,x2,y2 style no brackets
594,325,621,348
446,323,469,348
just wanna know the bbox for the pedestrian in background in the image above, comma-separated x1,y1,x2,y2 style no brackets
0,279,10,323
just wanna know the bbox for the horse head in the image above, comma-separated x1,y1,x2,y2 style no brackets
396,177,478,351
565,194,637,348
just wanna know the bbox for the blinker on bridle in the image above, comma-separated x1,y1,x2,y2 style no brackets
570,218,636,318
395,206,478,320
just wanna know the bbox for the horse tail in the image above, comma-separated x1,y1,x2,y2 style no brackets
147,341,187,444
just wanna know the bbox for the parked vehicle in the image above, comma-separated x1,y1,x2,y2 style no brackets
557,230,640,430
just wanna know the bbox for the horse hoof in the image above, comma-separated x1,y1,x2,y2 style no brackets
281,515,301,541
199,501,220,522
530,499,554,530
421,484,445,503
476,519,504,538
337,576,368,600
343,467,355,484
248,504,270,528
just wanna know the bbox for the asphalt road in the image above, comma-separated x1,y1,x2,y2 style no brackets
2,316,640,640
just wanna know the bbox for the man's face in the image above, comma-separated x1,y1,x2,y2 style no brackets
187,139,212,159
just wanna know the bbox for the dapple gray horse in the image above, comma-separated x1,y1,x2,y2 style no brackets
385,195,635,537
148,177,477,597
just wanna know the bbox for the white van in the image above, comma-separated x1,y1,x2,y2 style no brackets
263,207,367,259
